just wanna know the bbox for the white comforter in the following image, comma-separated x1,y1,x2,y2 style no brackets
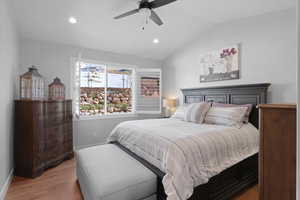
107,118,259,200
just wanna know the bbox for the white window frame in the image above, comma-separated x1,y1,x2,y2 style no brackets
73,58,138,120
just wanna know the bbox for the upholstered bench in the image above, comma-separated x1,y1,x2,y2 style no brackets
76,144,157,200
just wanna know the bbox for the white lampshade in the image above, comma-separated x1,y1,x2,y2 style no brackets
163,99,176,108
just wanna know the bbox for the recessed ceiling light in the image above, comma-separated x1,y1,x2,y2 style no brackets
153,38,159,44
69,17,77,24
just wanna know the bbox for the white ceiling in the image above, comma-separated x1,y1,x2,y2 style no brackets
11,0,296,60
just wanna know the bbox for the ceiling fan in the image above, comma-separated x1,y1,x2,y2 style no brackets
114,0,177,27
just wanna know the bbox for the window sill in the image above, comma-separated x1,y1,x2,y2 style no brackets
74,113,138,121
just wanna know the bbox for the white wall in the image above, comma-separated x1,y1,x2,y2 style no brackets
0,0,19,197
163,9,297,104
73,114,161,149
19,39,162,149
19,39,162,99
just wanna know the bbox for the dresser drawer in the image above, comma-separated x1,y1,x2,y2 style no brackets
64,112,73,121
63,122,73,132
63,140,73,151
66,102,72,113
45,145,64,162
45,102,64,113
44,113,65,127
45,125,64,143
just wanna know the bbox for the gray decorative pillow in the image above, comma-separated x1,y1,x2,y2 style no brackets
183,102,211,123
204,106,248,128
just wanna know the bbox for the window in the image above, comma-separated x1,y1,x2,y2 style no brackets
79,62,133,116
72,59,161,118
106,68,133,114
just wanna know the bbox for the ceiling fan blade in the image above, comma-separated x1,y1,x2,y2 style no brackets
150,10,163,26
150,0,177,9
114,9,139,19
140,0,149,3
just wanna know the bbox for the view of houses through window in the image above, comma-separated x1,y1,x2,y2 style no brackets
80,62,133,116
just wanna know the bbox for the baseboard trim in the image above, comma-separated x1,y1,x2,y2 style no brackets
0,169,13,200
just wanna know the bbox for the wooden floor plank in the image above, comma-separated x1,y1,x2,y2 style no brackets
6,159,258,200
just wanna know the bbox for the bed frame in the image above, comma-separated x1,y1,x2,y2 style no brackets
117,83,271,200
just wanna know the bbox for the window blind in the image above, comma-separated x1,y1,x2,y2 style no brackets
135,68,162,114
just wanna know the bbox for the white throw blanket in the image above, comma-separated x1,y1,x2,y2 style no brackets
107,118,259,200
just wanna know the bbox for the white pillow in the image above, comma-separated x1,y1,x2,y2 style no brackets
204,106,248,128
171,104,188,120
183,102,211,123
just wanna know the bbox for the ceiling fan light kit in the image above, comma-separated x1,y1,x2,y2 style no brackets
114,0,177,30
139,8,151,30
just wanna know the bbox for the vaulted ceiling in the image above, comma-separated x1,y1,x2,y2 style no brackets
11,0,296,60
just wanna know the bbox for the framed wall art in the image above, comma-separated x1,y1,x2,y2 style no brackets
199,45,240,82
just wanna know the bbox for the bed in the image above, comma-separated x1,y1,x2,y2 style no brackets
109,83,270,200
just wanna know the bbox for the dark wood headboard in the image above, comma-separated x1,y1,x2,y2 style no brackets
181,83,271,128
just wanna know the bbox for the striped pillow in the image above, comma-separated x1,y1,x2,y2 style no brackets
183,102,211,123
212,103,253,123
204,106,248,128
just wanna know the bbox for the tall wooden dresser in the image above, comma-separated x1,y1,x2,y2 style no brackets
258,104,296,200
14,100,73,178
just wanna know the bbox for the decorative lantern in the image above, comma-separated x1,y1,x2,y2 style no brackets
20,66,45,100
48,77,65,101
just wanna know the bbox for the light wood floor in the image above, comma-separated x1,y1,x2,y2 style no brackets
6,159,258,200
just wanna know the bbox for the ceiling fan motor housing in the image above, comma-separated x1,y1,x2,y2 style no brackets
114,0,177,26
139,1,152,9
